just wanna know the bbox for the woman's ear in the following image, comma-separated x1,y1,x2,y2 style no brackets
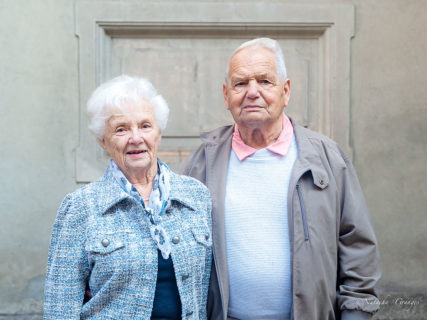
98,138,106,150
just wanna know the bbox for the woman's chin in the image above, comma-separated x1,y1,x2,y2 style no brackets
124,158,154,174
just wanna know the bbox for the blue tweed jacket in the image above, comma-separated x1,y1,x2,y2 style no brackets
44,166,212,319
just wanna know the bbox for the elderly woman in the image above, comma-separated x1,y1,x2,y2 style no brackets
44,75,212,319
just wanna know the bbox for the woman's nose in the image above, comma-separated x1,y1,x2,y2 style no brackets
129,128,144,144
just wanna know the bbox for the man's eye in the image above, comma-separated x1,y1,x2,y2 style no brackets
261,79,271,84
142,124,151,129
116,128,125,133
234,82,245,87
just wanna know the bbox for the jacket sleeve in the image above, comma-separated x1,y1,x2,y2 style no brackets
44,194,89,319
335,150,381,317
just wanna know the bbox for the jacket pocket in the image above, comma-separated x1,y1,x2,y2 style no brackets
296,185,309,241
86,234,125,255
191,226,212,248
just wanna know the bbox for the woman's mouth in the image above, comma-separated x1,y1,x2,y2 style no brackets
127,150,147,158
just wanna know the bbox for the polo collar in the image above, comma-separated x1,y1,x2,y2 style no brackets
232,114,294,161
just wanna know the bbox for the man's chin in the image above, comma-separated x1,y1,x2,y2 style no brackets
238,115,270,126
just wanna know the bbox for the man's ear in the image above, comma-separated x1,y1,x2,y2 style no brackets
283,79,291,108
223,83,230,110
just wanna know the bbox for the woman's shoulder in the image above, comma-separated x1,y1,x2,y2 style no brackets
63,178,104,200
170,170,208,190
168,171,211,204
59,174,118,211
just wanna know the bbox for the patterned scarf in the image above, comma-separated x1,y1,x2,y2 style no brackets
109,159,172,259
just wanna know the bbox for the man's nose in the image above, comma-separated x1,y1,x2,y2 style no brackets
246,80,260,98
129,128,144,144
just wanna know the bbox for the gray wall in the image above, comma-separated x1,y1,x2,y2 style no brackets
0,0,79,315
0,0,426,318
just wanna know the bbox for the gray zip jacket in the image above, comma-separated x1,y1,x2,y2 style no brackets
182,120,381,320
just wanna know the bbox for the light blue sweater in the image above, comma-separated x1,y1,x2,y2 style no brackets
224,137,297,320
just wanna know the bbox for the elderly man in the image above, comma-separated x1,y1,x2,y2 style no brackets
183,38,380,320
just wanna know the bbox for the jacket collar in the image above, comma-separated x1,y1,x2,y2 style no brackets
200,119,329,189
97,167,198,215
291,119,329,189
167,171,199,211
200,125,234,145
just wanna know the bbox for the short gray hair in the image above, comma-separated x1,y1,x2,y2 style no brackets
87,75,169,139
225,37,287,84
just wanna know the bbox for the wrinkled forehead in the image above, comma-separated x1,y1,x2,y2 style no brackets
228,47,278,76
231,46,275,62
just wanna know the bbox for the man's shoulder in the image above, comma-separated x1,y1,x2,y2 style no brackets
293,123,350,167
181,125,233,177
200,124,234,144
294,123,336,145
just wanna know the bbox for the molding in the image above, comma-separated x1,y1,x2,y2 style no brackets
75,1,354,182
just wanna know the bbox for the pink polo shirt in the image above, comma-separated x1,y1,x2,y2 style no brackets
232,114,294,161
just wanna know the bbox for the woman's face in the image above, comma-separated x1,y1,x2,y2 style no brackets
100,101,162,178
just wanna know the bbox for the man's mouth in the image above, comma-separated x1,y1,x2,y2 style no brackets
244,105,263,110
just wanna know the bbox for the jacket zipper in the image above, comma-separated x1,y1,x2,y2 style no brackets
296,184,309,241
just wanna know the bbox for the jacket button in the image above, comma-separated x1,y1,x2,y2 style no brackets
101,239,109,247
319,179,324,185
186,311,193,317
172,236,180,244
205,233,210,240
182,273,190,281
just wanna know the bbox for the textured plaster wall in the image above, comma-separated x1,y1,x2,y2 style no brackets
350,1,427,293
0,0,80,314
0,0,426,316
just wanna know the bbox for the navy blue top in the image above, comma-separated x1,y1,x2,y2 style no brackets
151,250,182,319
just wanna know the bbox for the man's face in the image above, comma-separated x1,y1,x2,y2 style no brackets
223,47,290,128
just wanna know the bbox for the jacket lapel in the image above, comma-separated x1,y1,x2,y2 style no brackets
97,169,134,215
